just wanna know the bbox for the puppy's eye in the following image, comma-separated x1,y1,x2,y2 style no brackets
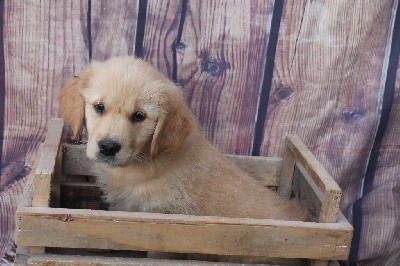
94,103,105,114
131,111,146,122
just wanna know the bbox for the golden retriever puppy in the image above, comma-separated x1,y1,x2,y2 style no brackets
59,57,307,263
59,56,305,221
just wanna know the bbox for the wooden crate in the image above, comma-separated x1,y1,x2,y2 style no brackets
15,119,352,265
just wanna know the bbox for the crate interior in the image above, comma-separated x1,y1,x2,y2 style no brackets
55,144,322,263
59,143,322,222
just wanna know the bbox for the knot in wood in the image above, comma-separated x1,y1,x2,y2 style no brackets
342,110,365,122
201,57,227,77
61,214,74,222
173,41,187,51
274,86,293,101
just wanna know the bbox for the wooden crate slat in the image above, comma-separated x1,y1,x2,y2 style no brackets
286,134,341,223
15,253,244,266
16,207,352,260
31,119,64,208
62,144,281,186
277,144,297,198
292,164,322,222
225,155,281,187
286,135,340,193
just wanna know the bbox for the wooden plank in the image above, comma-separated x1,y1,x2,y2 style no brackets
356,6,400,260
292,164,322,222
143,0,274,155
32,119,64,208
90,0,139,60
16,207,352,260
259,0,396,211
1,0,89,180
15,253,244,266
62,144,281,186
225,155,281,187
286,135,340,194
277,143,296,198
17,145,44,209
142,0,181,77
178,0,274,155
310,261,329,266
286,135,341,223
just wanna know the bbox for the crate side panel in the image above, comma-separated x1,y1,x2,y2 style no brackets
16,207,352,260
62,144,281,186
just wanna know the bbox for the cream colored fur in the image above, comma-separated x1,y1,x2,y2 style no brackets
59,57,306,220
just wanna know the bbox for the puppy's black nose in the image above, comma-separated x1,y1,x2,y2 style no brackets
98,139,121,157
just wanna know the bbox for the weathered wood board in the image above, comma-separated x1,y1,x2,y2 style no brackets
143,0,274,155
260,0,396,213
1,0,89,187
356,41,400,262
90,0,138,60
16,207,352,260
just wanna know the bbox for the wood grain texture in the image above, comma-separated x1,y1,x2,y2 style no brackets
142,0,181,76
32,119,64,208
260,0,395,211
0,179,26,259
1,0,89,179
143,0,274,154
0,0,89,258
278,143,296,198
282,135,341,223
357,45,400,262
177,0,274,155
16,207,352,260
15,253,244,266
90,0,138,60
14,253,341,266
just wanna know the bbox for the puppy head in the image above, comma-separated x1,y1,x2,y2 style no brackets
59,57,193,166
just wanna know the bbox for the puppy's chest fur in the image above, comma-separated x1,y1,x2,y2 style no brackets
95,163,196,214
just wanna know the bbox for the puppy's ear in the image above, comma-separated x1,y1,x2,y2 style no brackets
58,76,88,140
151,91,193,158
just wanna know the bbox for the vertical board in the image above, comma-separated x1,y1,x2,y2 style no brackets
0,0,89,258
142,0,181,78
357,37,400,262
143,0,274,154
178,0,274,155
259,0,395,210
91,0,138,60
1,0,89,188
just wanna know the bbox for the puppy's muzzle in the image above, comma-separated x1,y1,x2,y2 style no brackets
98,139,121,157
